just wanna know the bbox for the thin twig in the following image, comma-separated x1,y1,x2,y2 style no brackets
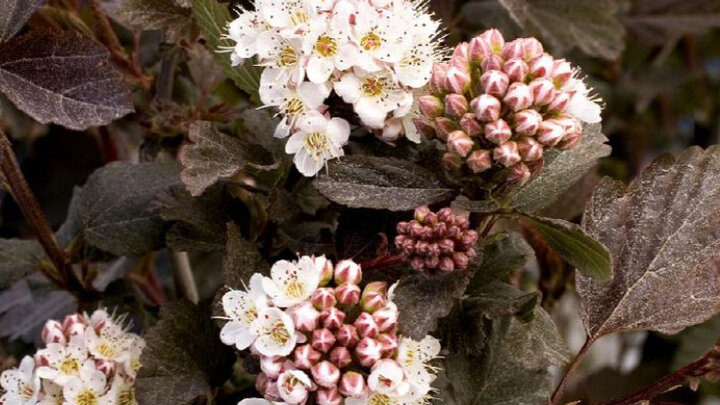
550,337,594,404
171,251,199,304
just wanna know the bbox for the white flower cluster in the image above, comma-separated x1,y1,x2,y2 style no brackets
0,309,144,405
226,0,444,176
218,255,441,405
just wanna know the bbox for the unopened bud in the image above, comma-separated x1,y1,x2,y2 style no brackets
438,256,455,273
261,355,286,379
317,387,343,405
373,306,398,332
42,320,66,345
321,307,346,330
354,312,379,338
294,344,321,369
493,141,521,167
418,95,444,119
430,63,450,93
376,333,399,357
506,162,531,186
335,283,361,307
450,42,470,69
438,238,455,253
329,346,352,369
289,302,320,332
514,109,542,136
334,260,362,285
469,36,492,64
548,90,570,112
95,359,114,377
445,66,472,94
467,149,492,173
413,117,437,139
312,288,337,310
521,37,544,60
552,59,573,86
361,282,388,313
435,117,459,141
315,256,334,287
537,119,565,146
414,206,432,222
312,328,336,353
410,256,426,271
442,152,464,171
480,70,509,97
503,58,529,82
479,28,505,53
336,324,360,348
444,94,469,119
470,94,501,122
340,371,367,397
312,361,341,388
355,337,383,367
503,82,533,111
484,119,512,145
459,113,483,137
454,252,470,269
529,54,553,78
481,54,503,72
501,39,524,60
517,137,543,161
447,130,474,157
528,77,554,105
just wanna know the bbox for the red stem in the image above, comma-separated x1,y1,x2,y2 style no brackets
550,337,593,404
359,254,405,271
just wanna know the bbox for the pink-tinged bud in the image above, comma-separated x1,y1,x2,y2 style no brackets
372,306,398,332
409,221,425,238
430,63,450,93
507,163,532,186
521,37,544,60
42,320,66,345
514,109,542,136
467,247,478,260
555,115,578,134
34,353,48,367
262,376,282,402
558,127,583,150
493,141,521,167
484,119,512,145
67,323,86,337
340,371,367,397
469,36,492,64
438,256,455,273
413,117,437,139
62,314,87,330
529,54,553,78
312,288,337,310
467,149,492,173
447,130,474,158
480,54,503,72
376,333,399,357
315,256,334,287
355,337,382,367
444,94,469,119
312,328,336,353
480,70,509,97
537,119,565,146
445,66,472,94
503,82,533,111
548,90,570,112
453,252,470,269
447,225,461,239
289,302,320,332
442,152,464,171
294,344,322,369
415,240,430,255
400,238,415,255
503,58,529,82
336,324,360,348
501,39,524,60
438,238,455,253
261,356,286,379
256,372,270,395
450,42,470,69
552,59,573,86
479,28,505,53
517,137,544,161
459,113,483,137
335,283,361,307
396,221,409,234
462,229,478,246
95,359,114,377
435,117,459,141
321,307,346,330
334,259,362,284
414,205,432,222
361,282,388,313
329,346,352,369
528,77,554,105
317,387,343,405
471,94,501,122
418,95,444,119
354,312,379,338
410,256,426,271
312,360,341,388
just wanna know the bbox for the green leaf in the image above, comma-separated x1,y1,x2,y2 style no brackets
136,300,234,405
314,155,456,211
469,231,534,287
0,0,46,42
119,0,193,42
191,0,261,99
518,214,612,281
466,281,540,320
0,240,46,288
0,30,134,130
580,146,720,339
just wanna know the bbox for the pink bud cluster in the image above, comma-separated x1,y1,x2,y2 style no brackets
415,28,601,190
395,206,478,275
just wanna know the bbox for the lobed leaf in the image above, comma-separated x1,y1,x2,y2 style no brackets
469,231,535,287
0,0,46,42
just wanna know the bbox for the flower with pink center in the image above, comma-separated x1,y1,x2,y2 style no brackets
367,359,409,396
278,370,315,404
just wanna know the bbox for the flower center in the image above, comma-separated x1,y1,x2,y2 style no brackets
282,375,301,393
59,357,80,375
361,77,387,96
279,47,298,67
369,394,391,405
244,307,258,324
304,132,330,159
315,35,338,57
96,341,118,359
271,321,291,345
118,388,136,405
360,32,382,51
76,389,99,405
20,383,35,400
290,10,309,26
285,280,305,298
285,97,305,116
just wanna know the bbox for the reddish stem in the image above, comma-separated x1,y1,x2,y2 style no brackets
359,254,406,271
550,337,593,404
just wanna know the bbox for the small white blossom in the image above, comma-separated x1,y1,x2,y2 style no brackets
263,256,322,307
277,370,314,404
37,381,63,405
226,9,271,66
256,31,306,84
62,362,111,405
334,69,408,129
0,356,40,405
36,336,88,386
563,75,602,124
220,274,269,350
367,359,409,397
251,307,297,356
284,112,350,176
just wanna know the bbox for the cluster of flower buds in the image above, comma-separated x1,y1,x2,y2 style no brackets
395,206,478,275
225,0,445,176
0,309,144,405
219,256,441,405
415,28,602,189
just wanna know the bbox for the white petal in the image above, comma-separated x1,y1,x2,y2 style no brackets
356,97,389,129
307,55,335,84
294,149,324,177
220,321,256,350
274,118,292,139
334,73,362,103
335,44,359,71
327,118,350,145
297,80,331,108
285,132,306,154
298,111,329,133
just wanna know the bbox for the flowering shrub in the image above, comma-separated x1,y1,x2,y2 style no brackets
0,310,143,405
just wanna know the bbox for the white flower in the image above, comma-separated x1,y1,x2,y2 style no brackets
37,381,63,405
62,362,111,405
257,0,315,33
343,2,409,72
256,31,306,84
227,9,271,66
367,359,409,397
382,90,421,143
0,356,40,405
303,17,351,83
121,335,145,379
335,69,408,129
251,307,297,356
36,336,88,386
84,324,132,364
277,370,314,404
395,335,440,398
284,112,350,176
263,256,322,307
220,274,269,350
345,392,422,405
106,375,137,405
562,76,601,124
237,399,278,405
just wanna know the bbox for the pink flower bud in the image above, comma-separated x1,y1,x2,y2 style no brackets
548,90,570,112
312,360,341,388
450,42,470,69
409,221,425,238
529,54,554,78
514,109,542,136
459,113,483,137
425,255,440,270
63,314,87,337
555,115,578,134
453,252,470,269
447,130,474,158
435,117,459,141
558,127,582,150
501,39,524,60
42,320,66,345
479,28,505,53
444,94,469,119
361,282,388,313
288,302,320,332
480,70,509,97
438,238,455,253
317,387,342,405
67,323,86,338
415,240,430,255
469,36,492,64
537,119,565,146
445,66,472,94
507,163,531,186
430,63,450,93
336,324,360,348
467,149,492,173
340,371,367,397
354,312,379,338
552,59,573,86
315,256,334,287
503,82,533,111
484,119,512,145
493,141,521,167
528,77,554,105
521,37,544,60
517,137,543,161
256,372,270,396
329,346,352,369
312,288,337,310
355,337,382,367
413,117,437,139
321,307,346,330
471,94,501,122
312,328,336,353
261,355,287,379
442,152,464,171
410,256,426,271
418,95,444,119
372,306,398,332
294,344,322,369
335,283,360,307
438,256,455,273
503,58,529,82
95,359,114,377
334,259,362,285
414,206,432,222
376,333,399,357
